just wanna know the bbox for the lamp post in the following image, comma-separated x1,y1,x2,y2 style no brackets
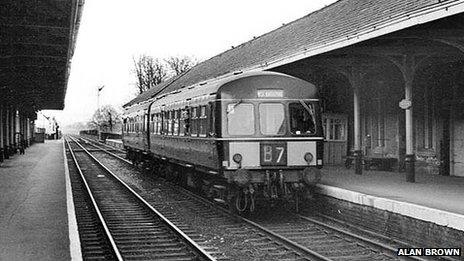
97,85,105,140
97,85,105,112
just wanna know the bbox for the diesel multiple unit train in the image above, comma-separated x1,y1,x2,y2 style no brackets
122,71,323,212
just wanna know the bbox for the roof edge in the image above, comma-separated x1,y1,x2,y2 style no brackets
248,0,464,71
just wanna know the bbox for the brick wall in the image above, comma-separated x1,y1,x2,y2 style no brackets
312,194,464,248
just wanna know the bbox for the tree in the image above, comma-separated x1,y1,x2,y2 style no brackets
133,54,168,94
88,105,122,133
165,55,197,76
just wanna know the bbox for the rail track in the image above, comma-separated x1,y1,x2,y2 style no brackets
78,136,126,158
73,135,431,261
65,137,216,260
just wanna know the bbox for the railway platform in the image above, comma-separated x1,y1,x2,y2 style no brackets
0,139,78,261
318,166,464,232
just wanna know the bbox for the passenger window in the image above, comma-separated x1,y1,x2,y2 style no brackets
150,114,155,134
191,107,198,136
137,116,140,133
227,103,254,135
155,113,162,135
179,109,185,136
143,115,146,132
163,112,168,135
135,116,138,132
199,105,207,137
167,111,173,135
181,109,190,136
173,110,179,135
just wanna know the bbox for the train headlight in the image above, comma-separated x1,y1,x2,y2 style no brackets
302,167,321,185
304,152,314,164
233,153,242,164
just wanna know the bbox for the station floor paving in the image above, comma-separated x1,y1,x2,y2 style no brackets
319,166,464,230
0,140,75,261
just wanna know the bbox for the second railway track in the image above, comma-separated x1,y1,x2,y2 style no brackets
65,137,217,261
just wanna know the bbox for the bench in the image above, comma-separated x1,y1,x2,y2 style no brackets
363,157,397,171
344,155,397,171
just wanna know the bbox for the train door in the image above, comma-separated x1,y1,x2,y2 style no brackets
322,113,347,165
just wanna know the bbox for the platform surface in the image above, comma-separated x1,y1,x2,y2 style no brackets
320,166,464,230
0,140,71,261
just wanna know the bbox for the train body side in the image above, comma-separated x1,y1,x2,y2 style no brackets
123,71,323,192
122,102,149,154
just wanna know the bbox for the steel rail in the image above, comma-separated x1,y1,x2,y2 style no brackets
78,136,333,260
161,179,333,261
68,136,216,261
78,136,126,154
296,214,428,261
65,138,124,261
78,135,422,261
77,136,129,162
314,213,457,261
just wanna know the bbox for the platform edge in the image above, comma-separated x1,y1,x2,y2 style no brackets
63,139,83,261
317,184,464,232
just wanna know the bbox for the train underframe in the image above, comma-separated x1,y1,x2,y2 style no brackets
126,148,321,214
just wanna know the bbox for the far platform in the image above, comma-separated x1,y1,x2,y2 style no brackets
318,166,464,231
0,140,77,261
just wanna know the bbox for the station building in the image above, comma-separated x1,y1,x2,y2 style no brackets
0,0,83,160
130,0,464,181
126,2,464,245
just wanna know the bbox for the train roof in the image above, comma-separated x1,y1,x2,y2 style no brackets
124,0,463,108
123,71,316,114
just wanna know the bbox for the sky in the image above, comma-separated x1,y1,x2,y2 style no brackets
40,0,338,127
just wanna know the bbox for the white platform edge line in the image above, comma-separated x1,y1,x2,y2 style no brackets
63,139,83,261
317,184,464,232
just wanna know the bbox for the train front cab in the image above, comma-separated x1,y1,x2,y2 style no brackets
217,73,324,211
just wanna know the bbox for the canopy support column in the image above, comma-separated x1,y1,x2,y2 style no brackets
348,68,366,175
400,55,416,182
0,107,3,162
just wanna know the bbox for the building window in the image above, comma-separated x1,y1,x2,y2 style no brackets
323,115,347,141
373,98,385,147
418,86,434,149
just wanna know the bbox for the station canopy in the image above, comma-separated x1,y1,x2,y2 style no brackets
125,0,464,108
0,0,84,112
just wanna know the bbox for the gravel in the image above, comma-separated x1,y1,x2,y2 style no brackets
90,151,309,261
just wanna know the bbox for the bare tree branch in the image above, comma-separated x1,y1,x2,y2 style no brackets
133,54,168,94
165,55,197,76
88,105,122,132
